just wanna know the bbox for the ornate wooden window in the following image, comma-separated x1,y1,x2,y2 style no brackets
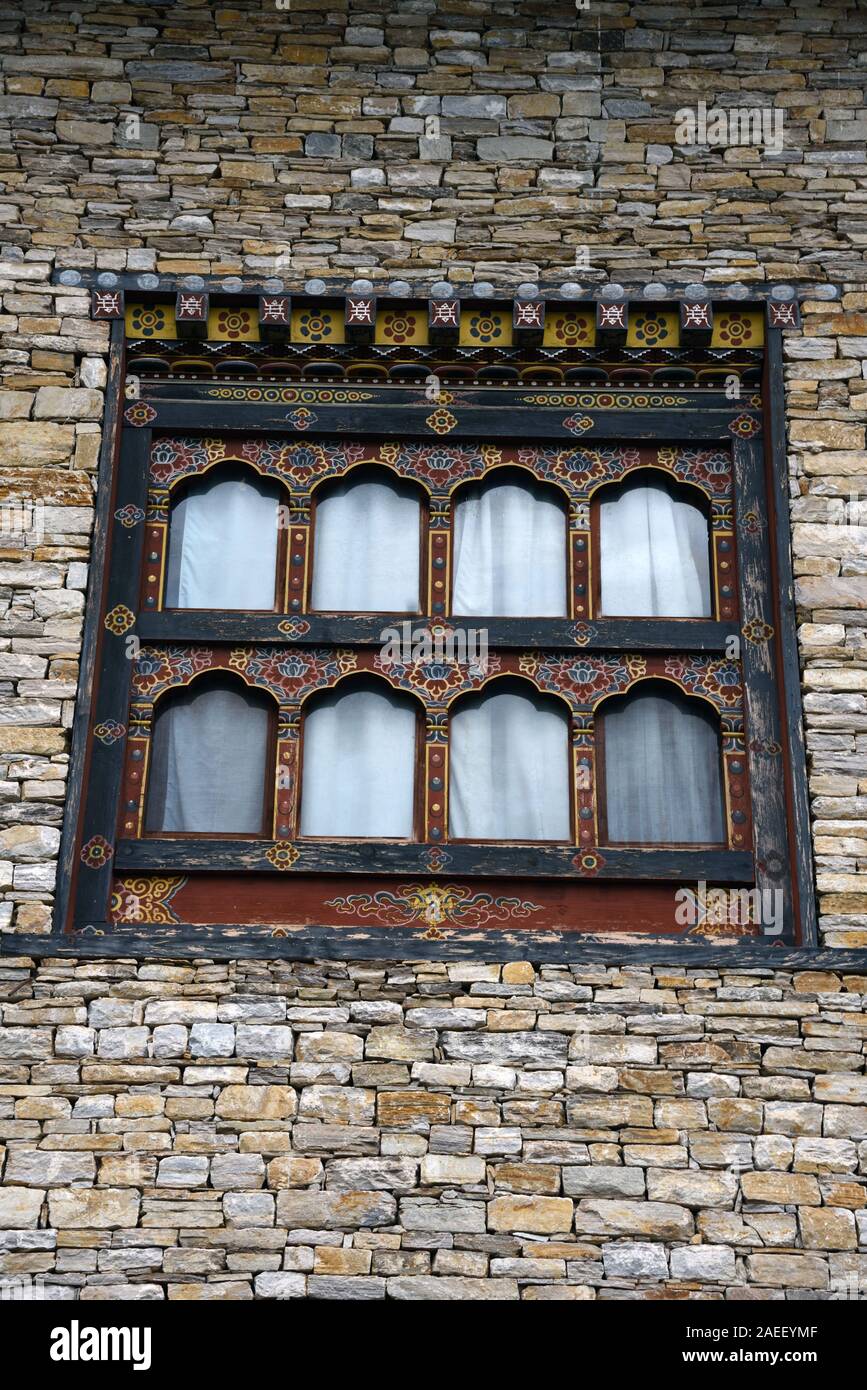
37,280,819,964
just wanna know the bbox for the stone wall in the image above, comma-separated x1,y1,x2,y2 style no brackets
2,954,866,1301
0,0,865,1299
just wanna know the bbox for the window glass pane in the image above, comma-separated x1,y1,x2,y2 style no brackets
165,468,281,610
599,475,711,617
452,473,567,617
145,682,270,834
311,467,421,612
601,685,724,844
300,680,417,837
449,679,570,840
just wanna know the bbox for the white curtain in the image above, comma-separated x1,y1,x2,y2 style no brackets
145,682,271,834
166,469,281,610
449,682,571,840
311,468,421,612
599,476,711,617
452,474,567,616
300,682,417,837
602,687,724,844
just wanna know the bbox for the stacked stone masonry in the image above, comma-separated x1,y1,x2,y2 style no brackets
0,0,865,1297
2,956,867,1301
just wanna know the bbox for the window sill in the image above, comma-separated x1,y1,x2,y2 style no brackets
4,927,864,970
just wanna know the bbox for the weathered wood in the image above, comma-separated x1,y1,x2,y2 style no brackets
52,348,814,963
142,381,754,415
54,320,126,936
763,333,817,946
142,399,740,441
5,929,866,971
137,611,738,652
733,435,796,944
114,837,754,880
71,424,150,931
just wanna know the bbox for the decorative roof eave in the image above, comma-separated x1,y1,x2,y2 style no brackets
69,272,816,346
54,268,837,305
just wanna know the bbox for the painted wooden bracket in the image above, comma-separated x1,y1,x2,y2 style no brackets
258,294,291,340
175,290,208,338
345,294,376,342
91,288,125,320
513,297,546,344
680,299,714,343
596,300,629,342
428,297,461,345
766,300,801,331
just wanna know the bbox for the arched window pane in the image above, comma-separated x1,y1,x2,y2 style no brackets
166,468,281,610
311,468,421,612
300,681,417,837
449,680,570,840
452,474,567,617
602,685,724,844
599,475,711,617
145,682,270,834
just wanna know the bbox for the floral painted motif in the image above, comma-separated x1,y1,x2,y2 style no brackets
377,310,424,345
114,504,145,528
663,656,742,709
628,312,677,348
421,846,453,873
572,850,605,875
668,447,731,496
562,414,595,436
325,882,543,931
80,836,113,869
265,842,301,871
547,312,594,347
533,655,641,709
133,646,213,697
296,311,334,343
570,622,597,647
212,308,255,341
104,605,136,636
286,408,316,431
714,311,761,348
124,402,156,427
749,737,781,757
466,314,504,344
110,876,186,924
426,408,457,436
234,647,358,702
396,445,484,490
742,618,774,644
728,413,761,439
148,438,733,507
126,304,173,339
373,651,501,704
93,720,126,745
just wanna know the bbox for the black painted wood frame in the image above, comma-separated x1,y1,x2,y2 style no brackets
0,318,836,965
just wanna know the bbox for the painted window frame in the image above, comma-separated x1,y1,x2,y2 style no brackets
19,312,827,964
